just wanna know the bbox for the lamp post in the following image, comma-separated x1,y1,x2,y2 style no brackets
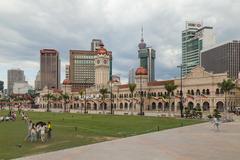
110,80,113,114
177,64,184,118
140,74,144,115
84,78,89,114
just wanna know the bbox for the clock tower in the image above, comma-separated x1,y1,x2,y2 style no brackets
95,42,110,89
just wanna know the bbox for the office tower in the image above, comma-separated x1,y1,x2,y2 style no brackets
182,21,216,76
70,50,95,89
128,68,135,84
40,49,60,90
201,40,240,79
138,28,155,82
65,64,70,80
91,39,102,51
34,71,41,90
7,69,25,95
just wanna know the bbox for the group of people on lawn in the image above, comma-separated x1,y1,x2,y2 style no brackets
0,110,17,122
25,120,52,143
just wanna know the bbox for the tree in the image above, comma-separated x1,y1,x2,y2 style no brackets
217,79,236,113
99,88,108,113
164,81,178,113
61,93,69,112
128,83,136,115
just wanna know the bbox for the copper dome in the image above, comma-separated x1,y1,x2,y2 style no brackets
135,67,148,75
63,79,71,85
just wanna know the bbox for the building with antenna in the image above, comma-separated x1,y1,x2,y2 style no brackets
138,28,156,82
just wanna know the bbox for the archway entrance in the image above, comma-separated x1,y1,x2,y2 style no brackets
187,102,194,110
216,101,224,112
202,102,210,111
152,102,156,110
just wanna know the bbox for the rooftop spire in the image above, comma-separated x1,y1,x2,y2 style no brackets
141,26,144,42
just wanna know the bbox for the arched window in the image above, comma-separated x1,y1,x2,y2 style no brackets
215,88,220,94
196,89,200,95
187,90,190,95
202,89,206,95
206,89,210,95
191,90,194,95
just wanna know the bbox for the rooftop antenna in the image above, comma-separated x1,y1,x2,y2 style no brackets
141,26,144,42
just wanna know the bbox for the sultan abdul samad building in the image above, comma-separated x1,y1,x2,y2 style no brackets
37,41,240,117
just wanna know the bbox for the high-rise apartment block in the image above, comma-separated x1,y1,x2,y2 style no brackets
40,49,60,89
138,29,155,82
0,80,4,92
182,21,216,76
201,40,240,79
7,69,25,95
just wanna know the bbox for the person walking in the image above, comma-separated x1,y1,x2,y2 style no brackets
47,121,52,139
40,124,46,142
30,123,37,142
25,120,32,141
213,117,220,131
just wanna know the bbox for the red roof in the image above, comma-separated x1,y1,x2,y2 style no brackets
118,84,129,89
135,67,147,75
147,80,174,86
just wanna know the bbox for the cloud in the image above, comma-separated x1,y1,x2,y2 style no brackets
0,0,240,88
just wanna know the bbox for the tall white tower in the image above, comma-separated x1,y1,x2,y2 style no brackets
95,43,110,89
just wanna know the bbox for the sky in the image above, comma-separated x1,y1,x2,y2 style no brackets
0,0,240,88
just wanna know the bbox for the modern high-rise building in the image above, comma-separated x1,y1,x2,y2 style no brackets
34,71,41,90
7,69,25,95
13,82,33,94
138,29,155,82
128,68,135,84
65,64,70,80
69,40,112,89
70,50,95,89
91,39,102,51
182,21,216,76
0,80,4,92
201,40,240,79
40,49,60,90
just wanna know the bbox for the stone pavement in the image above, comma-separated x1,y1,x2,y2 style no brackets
17,121,240,160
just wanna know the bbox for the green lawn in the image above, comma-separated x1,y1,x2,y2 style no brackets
0,110,203,159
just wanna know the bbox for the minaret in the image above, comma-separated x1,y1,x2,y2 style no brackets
95,43,110,89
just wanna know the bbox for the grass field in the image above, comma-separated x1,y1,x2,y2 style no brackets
0,110,203,159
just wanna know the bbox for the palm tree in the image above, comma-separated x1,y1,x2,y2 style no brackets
99,88,108,113
44,93,54,112
61,93,69,112
128,83,136,115
164,81,178,113
217,79,236,113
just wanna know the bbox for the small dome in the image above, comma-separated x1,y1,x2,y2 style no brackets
97,43,108,55
63,79,71,85
135,67,148,75
138,40,146,49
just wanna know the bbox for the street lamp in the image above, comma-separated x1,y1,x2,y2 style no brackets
177,64,185,118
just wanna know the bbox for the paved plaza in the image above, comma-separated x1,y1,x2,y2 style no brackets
17,121,240,160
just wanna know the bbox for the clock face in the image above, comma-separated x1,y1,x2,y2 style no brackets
97,60,100,64
104,59,108,64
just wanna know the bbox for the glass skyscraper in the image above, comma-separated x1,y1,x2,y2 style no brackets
182,21,216,76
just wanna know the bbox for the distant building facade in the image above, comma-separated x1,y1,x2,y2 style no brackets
91,39,102,51
40,49,60,90
35,71,41,90
7,69,25,95
182,21,216,76
138,29,155,82
0,80,3,92
65,64,70,80
128,68,135,84
201,40,240,79
13,82,33,94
